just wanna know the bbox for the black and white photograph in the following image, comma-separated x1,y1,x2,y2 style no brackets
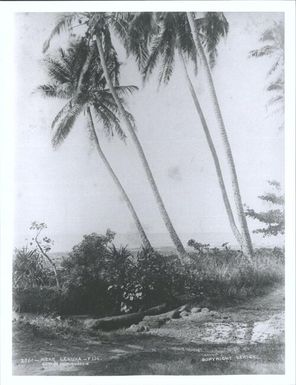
0,1,295,383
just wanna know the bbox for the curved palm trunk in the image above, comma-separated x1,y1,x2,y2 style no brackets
87,107,152,250
95,33,188,261
186,12,254,259
179,51,242,246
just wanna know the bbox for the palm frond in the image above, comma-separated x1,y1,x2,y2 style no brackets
92,101,126,140
43,55,71,85
158,42,175,85
198,12,229,68
43,13,80,53
143,31,163,81
177,13,197,69
267,94,284,106
266,77,284,92
51,99,74,130
143,14,177,83
51,101,84,148
267,56,283,76
126,12,156,69
249,45,275,58
37,84,66,99
109,12,130,49
92,89,135,136
111,85,138,96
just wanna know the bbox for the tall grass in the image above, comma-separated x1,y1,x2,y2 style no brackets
184,247,284,303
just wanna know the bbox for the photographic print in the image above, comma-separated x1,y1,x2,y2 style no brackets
0,1,295,382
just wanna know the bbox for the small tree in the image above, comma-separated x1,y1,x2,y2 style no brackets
61,231,117,315
245,181,284,237
29,221,60,289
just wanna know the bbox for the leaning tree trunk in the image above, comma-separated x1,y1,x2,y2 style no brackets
179,50,243,247
186,12,254,259
34,237,60,289
95,33,188,261
87,106,152,250
73,42,151,249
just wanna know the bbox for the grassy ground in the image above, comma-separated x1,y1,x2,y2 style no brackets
13,284,284,376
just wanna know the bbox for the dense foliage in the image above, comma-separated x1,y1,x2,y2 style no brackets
13,247,52,288
13,230,284,315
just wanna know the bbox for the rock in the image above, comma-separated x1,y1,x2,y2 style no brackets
158,308,180,320
128,324,139,332
180,311,190,318
179,304,190,313
201,307,209,313
191,307,201,314
171,310,181,319
84,319,101,329
139,315,167,329
128,324,149,332
209,311,218,317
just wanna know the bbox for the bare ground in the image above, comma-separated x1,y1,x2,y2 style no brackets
12,284,284,376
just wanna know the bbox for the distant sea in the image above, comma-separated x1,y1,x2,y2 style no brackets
49,231,284,257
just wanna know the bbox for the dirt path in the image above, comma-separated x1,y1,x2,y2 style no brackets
13,285,284,375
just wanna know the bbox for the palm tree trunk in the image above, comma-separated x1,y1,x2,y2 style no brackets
179,51,243,247
95,33,188,261
186,12,254,259
87,106,152,250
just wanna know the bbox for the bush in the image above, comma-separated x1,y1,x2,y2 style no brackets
117,248,182,313
60,231,116,315
13,287,62,314
13,247,53,288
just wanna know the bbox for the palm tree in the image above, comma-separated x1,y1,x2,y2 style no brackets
43,13,188,260
249,20,284,130
186,12,254,259
39,37,152,249
128,12,243,250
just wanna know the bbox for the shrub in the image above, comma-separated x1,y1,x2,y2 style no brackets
59,234,187,315
128,248,179,311
60,231,116,315
13,247,53,288
105,247,183,314
13,287,62,314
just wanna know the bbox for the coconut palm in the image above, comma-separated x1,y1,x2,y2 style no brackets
186,11,253,259
127,12,243,251
39,37,152,249
43,13,188,260
249,20,284,130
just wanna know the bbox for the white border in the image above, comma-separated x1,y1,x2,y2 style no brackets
0,2,295,385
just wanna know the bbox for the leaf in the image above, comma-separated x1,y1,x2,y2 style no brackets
43,13,79,53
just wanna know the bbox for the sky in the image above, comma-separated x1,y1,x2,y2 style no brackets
13,12,284,251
